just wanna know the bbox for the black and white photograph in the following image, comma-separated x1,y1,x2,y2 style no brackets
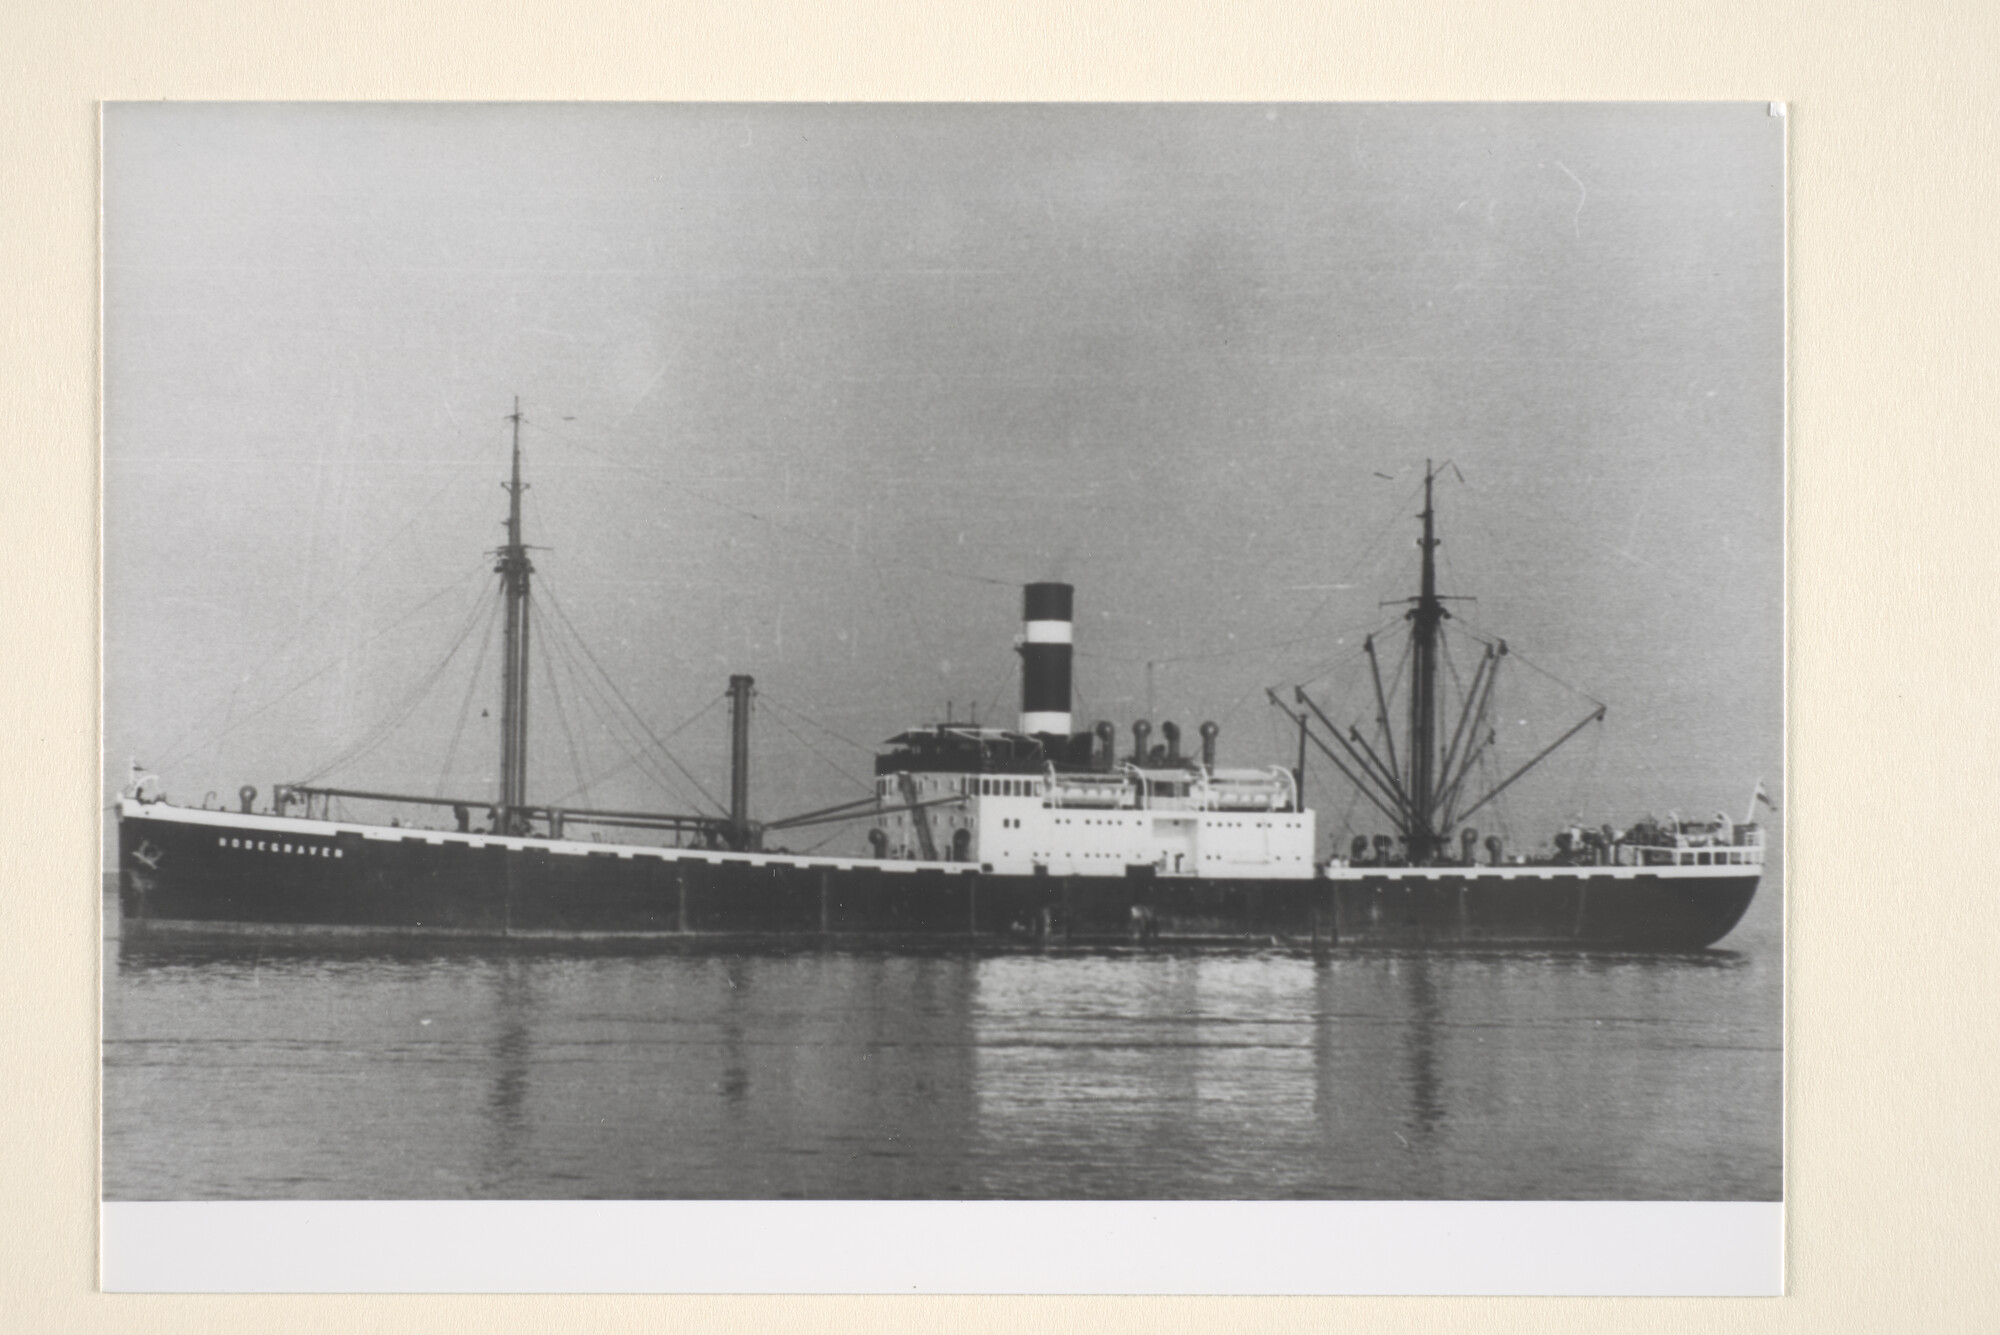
101,101,1782,1286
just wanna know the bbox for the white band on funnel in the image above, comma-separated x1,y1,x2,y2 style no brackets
1023,620,1072,645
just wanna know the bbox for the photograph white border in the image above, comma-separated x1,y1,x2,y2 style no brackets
104,1201,1782,1295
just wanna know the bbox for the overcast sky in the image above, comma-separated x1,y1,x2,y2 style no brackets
104,103,1782,855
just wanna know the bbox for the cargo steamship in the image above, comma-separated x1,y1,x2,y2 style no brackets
116,413,1765,949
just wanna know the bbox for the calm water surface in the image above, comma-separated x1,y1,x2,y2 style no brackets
103,884,1781,1200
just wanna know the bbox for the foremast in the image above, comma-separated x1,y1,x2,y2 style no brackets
496,398,534,832
270,402,757,846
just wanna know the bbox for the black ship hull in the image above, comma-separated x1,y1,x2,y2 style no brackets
118,806,1758,951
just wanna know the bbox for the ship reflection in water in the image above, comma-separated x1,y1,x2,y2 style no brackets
103,888,1780,1201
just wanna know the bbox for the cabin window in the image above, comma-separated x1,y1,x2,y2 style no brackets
1698,852,1711,865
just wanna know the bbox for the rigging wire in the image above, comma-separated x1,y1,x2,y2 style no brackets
758,694,878,757
761,706,871,790
529,590,594,811
1285,615,1406,693
527,591,683,807
1074,626,1358,669
522,416,1015,589
534,626,647,807
155,558,496,775
1288,472,1431,639
296,580,499,784
544,611,692,807
535,593,712,813
1452,612,1606,708
435,588,505,797
540,583,728,816
541,691,729,809
150,429,516,772
534,576,728,815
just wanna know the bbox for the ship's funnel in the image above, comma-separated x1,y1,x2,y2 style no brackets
1019,582,1073,736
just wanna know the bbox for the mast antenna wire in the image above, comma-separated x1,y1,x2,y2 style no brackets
534,576,728,815
1065,475,1420,679
1073,624,1353,668
522,416,1016,589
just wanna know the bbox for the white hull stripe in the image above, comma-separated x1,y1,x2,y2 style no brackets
1023,620,1072,645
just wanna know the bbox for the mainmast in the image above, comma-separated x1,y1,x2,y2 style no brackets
1286,462,1605,865
497,398,533,832
1405,461,1447,861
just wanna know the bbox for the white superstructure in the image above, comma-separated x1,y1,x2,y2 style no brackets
873,760,1315,879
